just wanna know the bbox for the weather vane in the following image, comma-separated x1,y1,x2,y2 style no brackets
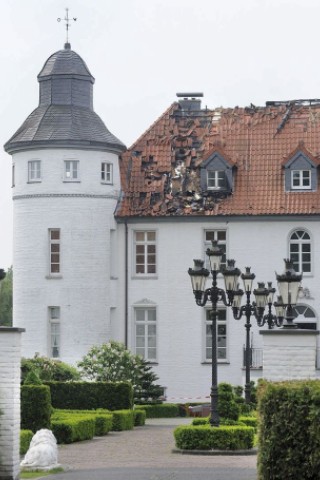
57,8,77,45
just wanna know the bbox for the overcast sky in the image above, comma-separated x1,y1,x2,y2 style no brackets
1,0,320,269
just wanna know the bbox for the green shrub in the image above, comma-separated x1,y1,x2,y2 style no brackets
239,415,258,432
258,380,320,480
20,430,33,454
135,403,179,418
52,409,113,436
51,417,95,444
133,409,146,426
21,385,51,432
24,370,42,385
21,355,80,383
111,410,134,431
46,381,133,410
218,383,240,421
174,425,254,450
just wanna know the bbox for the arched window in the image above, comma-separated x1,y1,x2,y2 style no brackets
289,230,311,273
292,304,316,330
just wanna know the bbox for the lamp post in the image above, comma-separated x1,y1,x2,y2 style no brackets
188,240,240,427
231,268,269,403
232,259,303,403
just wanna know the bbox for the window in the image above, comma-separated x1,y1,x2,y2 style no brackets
49,229,60,274
135,307,157,361
101,162,113,183
204,230,226,270
200,151,234,193
291,170,311,190
28,160,41,182
64,160,78,180
49,307,60,358
283,148,317,192
207,170,227,190
205,308,227,361
289,230,311,273
292,304,316,330
12,164,15,187
134,231,156,275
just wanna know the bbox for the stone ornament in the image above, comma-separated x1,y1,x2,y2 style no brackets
20,429,60,471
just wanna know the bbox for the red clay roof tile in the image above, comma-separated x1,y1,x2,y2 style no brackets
116,100,320,218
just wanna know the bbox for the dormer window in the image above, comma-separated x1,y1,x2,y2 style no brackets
207,170,227,190
200,150,235,194
283,145,319,192
291,170,311,190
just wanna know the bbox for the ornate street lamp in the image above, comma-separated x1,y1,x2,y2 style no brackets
256,282,284,329
188,240,241,427
232,268,269,403
275,259,302,328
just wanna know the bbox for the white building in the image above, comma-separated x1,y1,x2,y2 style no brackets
4,45,320,401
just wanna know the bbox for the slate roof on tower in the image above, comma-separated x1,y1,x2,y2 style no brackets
4,44,125,154
115,97,320,218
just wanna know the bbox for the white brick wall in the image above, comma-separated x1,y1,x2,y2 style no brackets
261,330,319,381
0,328,24,480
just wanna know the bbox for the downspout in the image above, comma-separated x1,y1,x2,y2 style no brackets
125,221,128,347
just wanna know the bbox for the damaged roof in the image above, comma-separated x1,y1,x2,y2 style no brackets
115,98,320,218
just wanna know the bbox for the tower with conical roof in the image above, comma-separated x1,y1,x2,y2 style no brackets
4,42,125,362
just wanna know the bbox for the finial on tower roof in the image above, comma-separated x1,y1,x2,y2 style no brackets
57,7,77,49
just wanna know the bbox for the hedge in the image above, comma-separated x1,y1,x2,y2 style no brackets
191,416,258,431
45,381,133,410
21,385,51,432
135,403,179,418
52,409,113,436
258,380,320,480
20,430,34,455
51,417,95,444
111,410,134,431
174,425,255,450
133,409,146,426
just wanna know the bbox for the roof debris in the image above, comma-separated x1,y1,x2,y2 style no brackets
116,99,320,218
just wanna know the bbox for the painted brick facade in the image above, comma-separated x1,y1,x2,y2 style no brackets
0,328,24,480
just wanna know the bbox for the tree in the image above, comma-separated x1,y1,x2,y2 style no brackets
78,341,163,402
0,266,12,326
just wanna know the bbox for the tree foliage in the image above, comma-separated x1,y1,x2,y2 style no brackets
21,354,81,383
78,341,163,401
0,266,12,326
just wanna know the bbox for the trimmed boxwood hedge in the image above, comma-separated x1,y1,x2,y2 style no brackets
45,381,133,410
174,425,255,450
258,380,320,480
20,429,34,455
51,417,95,444
133,409,146,426
21,385,51,432
52,409,113,436
135,403,179,418
111,410,134,431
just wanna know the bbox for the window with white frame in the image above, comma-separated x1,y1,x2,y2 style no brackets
101,162,113,183
49,306,60,358
64,160,78,180
49,229,61,274
207,170,227,190
134,307,157,361
205,308,227,361
28,160,41,182
291,170,311,190
289,229,311,273
12,164,15,187
134,231,156,275
204,230,227,270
